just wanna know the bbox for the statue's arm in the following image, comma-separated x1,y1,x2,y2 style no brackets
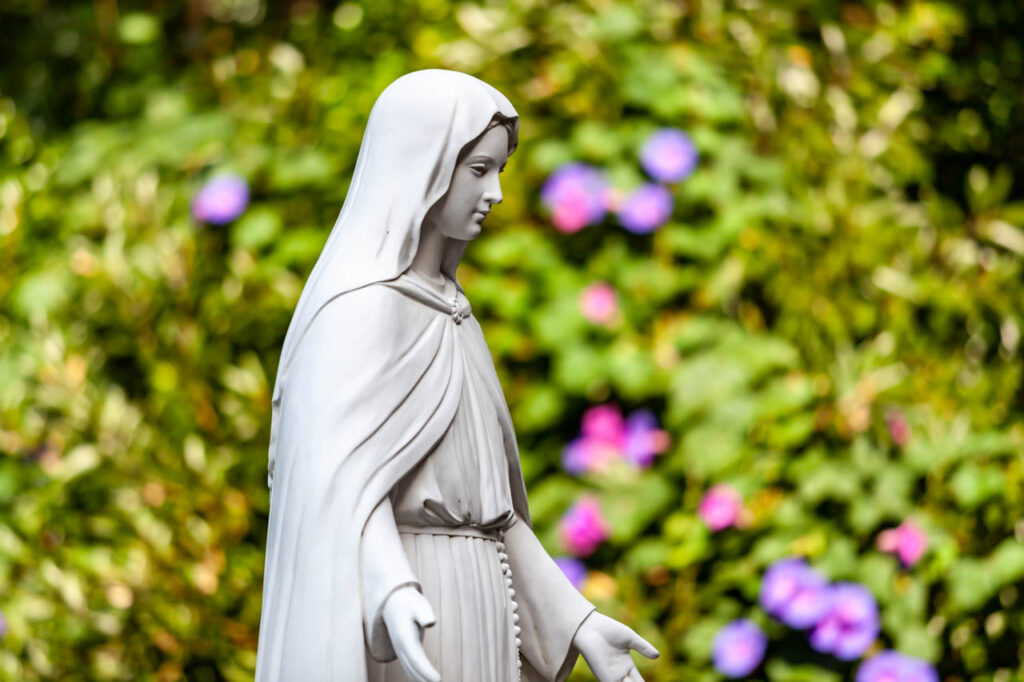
360,495,420,662
503,514,596,681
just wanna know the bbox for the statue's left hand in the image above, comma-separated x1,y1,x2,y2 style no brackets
572,611,659,682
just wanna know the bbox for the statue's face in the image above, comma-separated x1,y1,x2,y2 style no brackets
426,125,509,241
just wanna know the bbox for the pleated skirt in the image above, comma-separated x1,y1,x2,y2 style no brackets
365,528,520,681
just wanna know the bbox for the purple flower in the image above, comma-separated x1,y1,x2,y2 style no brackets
617,183,673,234
622,410,670,468
558,496,610,557
810,582,879,660
540,163,609,233
759,557,831,629
856,650,939,682
191,174,250,225
0,609,7,639
712,619,767,678
640,128,699,183
554,556,587,590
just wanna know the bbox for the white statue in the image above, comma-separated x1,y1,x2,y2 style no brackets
255,69,659,682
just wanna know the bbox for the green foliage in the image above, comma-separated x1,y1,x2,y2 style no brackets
1,0,1023,680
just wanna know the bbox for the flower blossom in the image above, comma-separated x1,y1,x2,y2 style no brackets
809,582,880,660
759,557,831,629
540,163,609,233
562,404,669,474
698,484,744,531
640,128,699,183
578,282,619,325
712,619,767,678
877,519,928,567
558,496,610,557
191,174,250,225
885,409,910,447
617,183,673,234
856,650,939,682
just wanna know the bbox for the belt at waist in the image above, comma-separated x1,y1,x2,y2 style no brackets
397,524,501,540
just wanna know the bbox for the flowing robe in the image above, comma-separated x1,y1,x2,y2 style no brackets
256,273,594,681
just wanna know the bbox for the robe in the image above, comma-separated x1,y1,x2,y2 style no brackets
255,272,594,681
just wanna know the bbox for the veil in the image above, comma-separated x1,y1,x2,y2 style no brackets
267,69,519,486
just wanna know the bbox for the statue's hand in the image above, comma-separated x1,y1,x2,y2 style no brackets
382,585,441,682
573,611,659,682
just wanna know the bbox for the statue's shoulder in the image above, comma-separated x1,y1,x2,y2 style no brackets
319,280,417,319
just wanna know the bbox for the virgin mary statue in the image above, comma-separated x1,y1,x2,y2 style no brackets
255,69,658,682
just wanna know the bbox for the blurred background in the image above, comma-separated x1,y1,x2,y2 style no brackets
1,0,1023,680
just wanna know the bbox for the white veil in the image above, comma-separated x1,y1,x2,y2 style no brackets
268,69,519,486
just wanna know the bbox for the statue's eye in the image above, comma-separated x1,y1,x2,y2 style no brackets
469,165,486,176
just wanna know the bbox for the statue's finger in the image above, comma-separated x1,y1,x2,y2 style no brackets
398,638,441,682
628,631,659,659
412,596,437,629
627,667,645,682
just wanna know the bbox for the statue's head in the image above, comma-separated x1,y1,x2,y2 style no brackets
421,113,516,242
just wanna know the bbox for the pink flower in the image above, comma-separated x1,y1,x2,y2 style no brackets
877,519,927,567
578,282,619,325
558,496,610,557
698,484,744,531
540,163,609,233
581,404,624,443
562,404,670,474
885,409,910,447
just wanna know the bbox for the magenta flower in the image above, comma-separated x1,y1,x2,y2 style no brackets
554,556,587,590
698,484,744,531
0,609,6,639
640,128,699,183
856,650,939,682
540,163,609,233
877,519,928,567
885,408,910,447
558,496,610,557
581,404,624,443
759,557,832,629
562,404,669,474
617,183,673,234
578,282,619,325
809,582,879,660
191,174,250,225
712,619,767,678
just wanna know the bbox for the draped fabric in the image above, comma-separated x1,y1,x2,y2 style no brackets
389,272,518,534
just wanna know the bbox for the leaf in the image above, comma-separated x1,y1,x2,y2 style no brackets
268,150,336,190
950,462,1005,510
231,207,282,250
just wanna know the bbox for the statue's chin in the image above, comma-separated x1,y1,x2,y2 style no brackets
442,224,482,241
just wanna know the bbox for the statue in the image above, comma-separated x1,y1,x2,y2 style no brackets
255,69,659,682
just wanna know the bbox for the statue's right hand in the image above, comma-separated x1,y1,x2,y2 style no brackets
382,585,440,682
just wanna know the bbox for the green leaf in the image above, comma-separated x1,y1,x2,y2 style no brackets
231,207,282,250
950,462,1005,510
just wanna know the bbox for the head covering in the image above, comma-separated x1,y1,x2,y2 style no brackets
268,69,519,485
